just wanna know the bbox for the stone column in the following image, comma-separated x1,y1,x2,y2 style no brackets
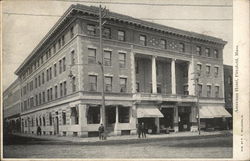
114,106,120,135
130,105,137,135
79,104,88,137
152,56,157,94
171,59,176,95
188,57,195,95
190,105,198,132
155,117,160,134
173,106,179,132
130,45,136,93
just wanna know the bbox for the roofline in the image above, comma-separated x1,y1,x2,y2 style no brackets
3,78,20,96
15,4,227,75
15,4,76,75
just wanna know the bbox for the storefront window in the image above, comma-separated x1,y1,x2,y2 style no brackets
119,107,130,123
87,106,100,124
71,107,79,125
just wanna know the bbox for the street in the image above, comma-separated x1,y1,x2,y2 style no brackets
3,134,232,158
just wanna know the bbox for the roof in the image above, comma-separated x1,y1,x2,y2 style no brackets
15,4,227,75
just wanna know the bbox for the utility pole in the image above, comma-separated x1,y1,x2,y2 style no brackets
98,5,108,138
194,73,201,135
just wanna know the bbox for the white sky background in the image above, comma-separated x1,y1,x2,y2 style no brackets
2,0,233,90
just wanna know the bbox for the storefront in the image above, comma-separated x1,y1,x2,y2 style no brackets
199,105,232,130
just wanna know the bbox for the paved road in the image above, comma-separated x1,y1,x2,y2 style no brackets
3,134,232,159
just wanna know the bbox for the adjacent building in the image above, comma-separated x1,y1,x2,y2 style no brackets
3,79,21,134
9,4,231,137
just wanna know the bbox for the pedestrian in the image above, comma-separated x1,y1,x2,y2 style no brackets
141,122,146,138
137,123,142,138
98,124,105,140
37,126,41,136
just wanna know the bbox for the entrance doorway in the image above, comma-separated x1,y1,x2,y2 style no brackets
105,106,116,132
54,116,59,135
160,108,174,129
178,106,191,131
138,118,157,134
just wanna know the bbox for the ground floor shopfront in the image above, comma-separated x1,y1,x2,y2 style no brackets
20,98,231,137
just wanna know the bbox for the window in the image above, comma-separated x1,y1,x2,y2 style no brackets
49,67,52,80
42,91,45,103
160,39,166,49
53,44,56,54
55,85,58,99
63,81,67,96
42,72,44,84
136,82,140,92
135,59,139,74
54,64,57,77
49,113,52,126
39,93,41,105
118,107,130,123
157,84,162,93
30,97,34,108
63,57,66,72
35,95,38,106
197,64,202,73
215,86,219,98
198,84,202,97
71,107,79,125
205,48,210,57
30,81,33,91
71,50,75,65
59,60,62,74
62,111,66,125
183,85,189,95
89,75,97,91
70,26,74,38
60,83,63,97
47,89,50,101
72,77,76,92
120,78,127,92
207,85,211,97
87,105,100,124
50,88,53,100
105,77,112,92
214,49,219,58
119,52,126,68
118,30,125,41
87,24,96,35
196,46,201,55
214,67,219,77
62,35,65,46
206,65,211,75
58,39,61,49
103,27,111,39
104,50,112,66
179,43,185,52
43,116,46,126
46,69,49,81
88,48,96,64
139,35,146,46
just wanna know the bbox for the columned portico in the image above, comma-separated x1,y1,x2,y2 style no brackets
151,56,157,94
114,105,119,135
171,59,176,95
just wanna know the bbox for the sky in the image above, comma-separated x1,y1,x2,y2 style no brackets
2,0,233,91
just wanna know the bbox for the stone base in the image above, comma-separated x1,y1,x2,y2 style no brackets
190,125,198,132
130,129,137,135
79,131,88,137
174,126,179,132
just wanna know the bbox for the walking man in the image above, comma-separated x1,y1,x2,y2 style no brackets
98,124,105,140
141,122,146,138
137,123,142,138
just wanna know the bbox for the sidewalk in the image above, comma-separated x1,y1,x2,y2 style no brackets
13,130,232,145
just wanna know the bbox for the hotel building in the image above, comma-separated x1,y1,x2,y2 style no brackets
12,4,231,137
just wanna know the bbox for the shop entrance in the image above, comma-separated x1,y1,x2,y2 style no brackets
178,106,191,131
160,108,174,129
105,106,116,132
138,118,157,134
